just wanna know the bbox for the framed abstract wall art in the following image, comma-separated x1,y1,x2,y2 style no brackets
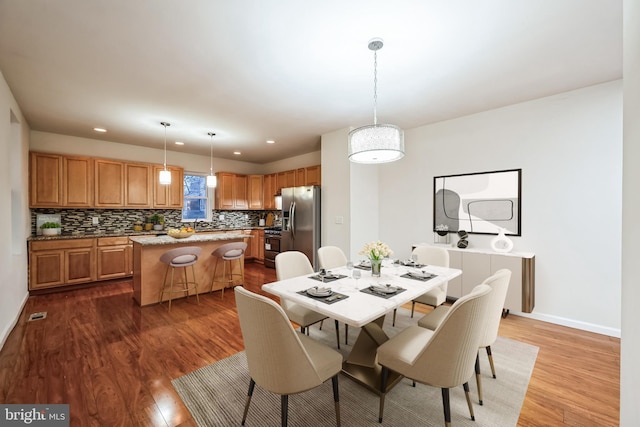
433,169,522,236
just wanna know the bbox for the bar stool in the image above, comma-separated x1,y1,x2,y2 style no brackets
210,242,247,298
159,246,202,311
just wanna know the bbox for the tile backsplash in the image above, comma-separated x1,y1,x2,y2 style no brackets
30,208,281,235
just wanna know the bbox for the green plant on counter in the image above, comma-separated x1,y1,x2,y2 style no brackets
149,214,164,224
40,222,61,229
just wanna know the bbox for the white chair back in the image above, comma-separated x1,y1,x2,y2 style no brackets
317,246,348,270
275,251,314,281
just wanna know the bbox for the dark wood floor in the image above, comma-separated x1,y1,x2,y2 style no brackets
0,263,619,426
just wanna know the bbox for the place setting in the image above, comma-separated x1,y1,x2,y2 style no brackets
400,269,438,282
297,285,348,304
360,283,406,299
308,269,348,283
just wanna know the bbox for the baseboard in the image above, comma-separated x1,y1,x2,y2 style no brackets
0,292,30,351
511,310,621,338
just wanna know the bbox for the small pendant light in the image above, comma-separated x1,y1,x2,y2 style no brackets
207,132,217,188
159,122,172,185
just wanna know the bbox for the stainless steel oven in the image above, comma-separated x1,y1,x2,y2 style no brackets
264,227,282,269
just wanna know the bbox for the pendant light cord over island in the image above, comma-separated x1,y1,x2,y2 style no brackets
159,121,172,185
207,132,217,188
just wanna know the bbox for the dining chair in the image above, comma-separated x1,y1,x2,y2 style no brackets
376,283,493,425
317,245,350,345
234,286,342,427
275,251,341,348
418,269,512,405
409,245,450,316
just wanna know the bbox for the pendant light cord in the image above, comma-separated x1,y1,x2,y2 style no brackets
373,48,378,126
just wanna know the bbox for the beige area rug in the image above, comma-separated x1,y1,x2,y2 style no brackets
172,308,538,427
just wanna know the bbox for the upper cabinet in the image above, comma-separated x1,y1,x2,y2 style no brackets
247,175,264,210
29,151,183,209
153,166,183,208
215,172,249,210
30,152,63,207
305,165,321,186
94,159,124,207
63,156,93,207
263,173,277,210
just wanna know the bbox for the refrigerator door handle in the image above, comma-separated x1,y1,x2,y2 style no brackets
290,201,296,240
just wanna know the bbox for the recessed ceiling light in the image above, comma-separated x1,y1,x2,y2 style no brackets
233,151,241,155
266,140,275,144
93,127,107,133
175,141,184,145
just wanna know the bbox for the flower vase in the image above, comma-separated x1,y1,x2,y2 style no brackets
371,259,382,277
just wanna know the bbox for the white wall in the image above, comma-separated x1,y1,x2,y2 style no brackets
621,0,640,423
0,71,30,349
323,81,623,336
381,81,622,335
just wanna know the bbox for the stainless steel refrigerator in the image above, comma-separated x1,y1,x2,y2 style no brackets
281,186,321,269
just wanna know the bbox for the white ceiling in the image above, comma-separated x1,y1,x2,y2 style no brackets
0,1,622,164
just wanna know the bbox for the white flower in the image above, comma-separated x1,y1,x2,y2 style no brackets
359,241,393,261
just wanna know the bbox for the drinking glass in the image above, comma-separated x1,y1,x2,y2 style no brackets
411,253,419,265
346,260,354,275
352,269,361,289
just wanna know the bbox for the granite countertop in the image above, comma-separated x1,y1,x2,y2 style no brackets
129,232,248,246
28,227,266,241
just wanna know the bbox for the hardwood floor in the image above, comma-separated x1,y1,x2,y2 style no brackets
0,263,619,426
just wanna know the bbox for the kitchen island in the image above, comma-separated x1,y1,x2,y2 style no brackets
130,232,248,306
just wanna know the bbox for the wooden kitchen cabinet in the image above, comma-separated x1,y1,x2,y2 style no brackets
296,168,306,186
263,173,277,209
153,165,184,208
257,229,264,262
277,170,296,193
63,156,93,207
305,165,321,186
95,159,124,207
247,175,264,210
215,172,249,210
125,163,152,208
29,238,96,290
97,236,132,280
30,152,63,207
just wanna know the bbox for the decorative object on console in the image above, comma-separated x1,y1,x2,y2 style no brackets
159,122,172,185
491,227,514,253
359,241,393,277
456,229,469,249
348,38,404,164
434,224,450,245
433,169,521,235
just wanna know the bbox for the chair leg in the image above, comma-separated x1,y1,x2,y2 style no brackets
168,267,176,311
463,382,475,421
411,301,416,318
486,346,496,378
344,324,349,345
334,320,340,349
281,394,288,427
392,309,397,327
319,319,324,330
332,374,341,427
475,351,483,405
379,366,389,423
191,264,200,304
159,265,170,304
441,388,451,427
241,378,255,425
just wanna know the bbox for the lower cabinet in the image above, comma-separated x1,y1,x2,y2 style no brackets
417,245,535,313
97,237,133,280
29,239,96,290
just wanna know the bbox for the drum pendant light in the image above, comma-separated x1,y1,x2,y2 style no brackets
159,122,172,185
348,38,404,164
207,132,217,188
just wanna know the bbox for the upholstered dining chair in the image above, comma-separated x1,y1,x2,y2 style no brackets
418,269,512,406
409,245,450,316
235,286,342,427
275,251,341,348
377,284,493,425
317,245,350,345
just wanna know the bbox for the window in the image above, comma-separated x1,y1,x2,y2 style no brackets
182,173,212,222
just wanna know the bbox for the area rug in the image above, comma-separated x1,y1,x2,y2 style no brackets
172,309,538,427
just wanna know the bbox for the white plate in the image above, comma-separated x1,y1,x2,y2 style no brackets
307,287,333,297
370,285,398,294
409,271,430,279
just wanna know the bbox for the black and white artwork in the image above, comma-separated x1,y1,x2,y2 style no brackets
433,169,521,236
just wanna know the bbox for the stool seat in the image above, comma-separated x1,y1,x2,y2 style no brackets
159,246,202,310
211,242,247,298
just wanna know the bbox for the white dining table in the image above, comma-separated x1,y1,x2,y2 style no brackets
261,259,462,328
262,259,462,397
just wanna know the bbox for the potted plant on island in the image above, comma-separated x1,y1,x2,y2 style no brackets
40,222,61,236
